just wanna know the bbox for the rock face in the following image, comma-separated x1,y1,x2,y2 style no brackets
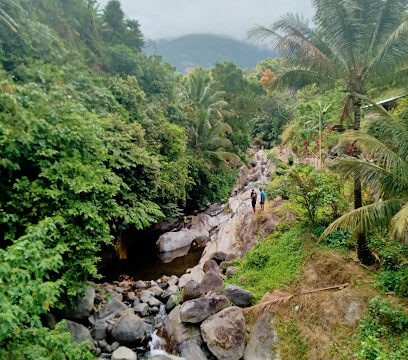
181,280,202,302
65,320,93,344
200,271,224,295
180,296,230,323
189,214,218,242
200,307,246,360
223,285,253,307
112,346,137,360
111,309,147,343
244,313,280,360
64,286,95,320
156,229,197,253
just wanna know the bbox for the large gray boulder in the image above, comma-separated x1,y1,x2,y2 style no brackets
200,307,246,360
180,340,208,360
180,296,230,323
244,313,280,360
223,285,253,307
156,229,197,253
162,306,202,352
64,286,95,320
189,214,218,242
200,271,224,295
89,299,127,326
112,346,137,360
111,309,147,343
65,320,93,344
181,280,202,302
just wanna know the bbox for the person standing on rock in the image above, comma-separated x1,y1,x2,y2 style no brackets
250,190,257,213
260,189,266,212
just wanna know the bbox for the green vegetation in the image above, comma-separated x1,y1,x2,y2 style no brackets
228,224,306,300
0,0,265,356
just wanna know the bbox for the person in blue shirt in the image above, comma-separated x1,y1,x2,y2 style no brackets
260,189,266,212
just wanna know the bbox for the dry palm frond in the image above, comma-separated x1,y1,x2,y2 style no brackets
244,283,349,318
114,237,127,259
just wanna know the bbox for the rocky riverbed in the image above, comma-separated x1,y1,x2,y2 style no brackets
60,150,281,360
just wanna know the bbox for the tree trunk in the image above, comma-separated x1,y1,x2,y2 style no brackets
352,97,374,265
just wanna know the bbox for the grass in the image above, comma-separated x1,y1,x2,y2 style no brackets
227,222,307,301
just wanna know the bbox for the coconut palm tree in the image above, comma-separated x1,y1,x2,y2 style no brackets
322,109,408,245
249,0,408,264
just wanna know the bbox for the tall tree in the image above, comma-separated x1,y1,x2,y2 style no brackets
250,0,408,264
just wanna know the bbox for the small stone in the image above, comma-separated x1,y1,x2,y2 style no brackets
111,346,137,360
150,280,158,287
226,267,238,278
166,294,178,312
203,259,219,274
92,322,107,340
223,285,253,307
115,286,124,294
226,253,236,261
95,348,102,356
167,275,179,286
219,261,234,270
134,303,149,316
126,292,136,301
150,306,159,314
105,345,112,353
111,342,120,351
150,286,164,297
99,339,108,349
133,298,141,306
161,285,179,300
139,290,153,303
210,251,227,265
134,280,147,289
148,297,161,307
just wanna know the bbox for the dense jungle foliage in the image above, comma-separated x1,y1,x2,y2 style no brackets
0,0,267,356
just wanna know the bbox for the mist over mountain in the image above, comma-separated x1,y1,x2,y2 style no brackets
144,34,275,73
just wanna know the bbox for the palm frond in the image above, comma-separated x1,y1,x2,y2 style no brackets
320,200,403,239
389,202,408,244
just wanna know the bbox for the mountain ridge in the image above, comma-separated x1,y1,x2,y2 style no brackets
144,33,274,73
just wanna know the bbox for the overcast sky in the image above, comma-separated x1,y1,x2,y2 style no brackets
98,0,313,41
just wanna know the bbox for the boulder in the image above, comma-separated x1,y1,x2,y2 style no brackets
89,299,127,326
345,299,363,323
203,260,219,274
162,306,201,352
166,294,178,312
210,252,227,265
180,296,230,323
226,267,238,279
65,320,93,344
200,307,246,360
91,322,107,340
181,280,202,302
244,313,280,360
134,302,149,316
223,285,253,307
205,203,225,217
148,355,186,360
156,229,197,253
189,214,218,242
200,271,224,295
180,340,208,360
64,286,95,320
150,286,164,298
178,266,204,288
111,346,137,360
111,309,147,343
126,292,136,301
139,290,153,303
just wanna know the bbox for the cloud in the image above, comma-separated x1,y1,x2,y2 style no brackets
98,0,313,40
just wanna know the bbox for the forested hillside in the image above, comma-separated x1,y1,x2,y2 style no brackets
0,0,265,356
144,34,273,73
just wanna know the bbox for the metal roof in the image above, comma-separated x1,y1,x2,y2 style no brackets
363,94,407,109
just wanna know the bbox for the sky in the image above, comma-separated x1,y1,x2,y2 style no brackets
98,0,313,41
